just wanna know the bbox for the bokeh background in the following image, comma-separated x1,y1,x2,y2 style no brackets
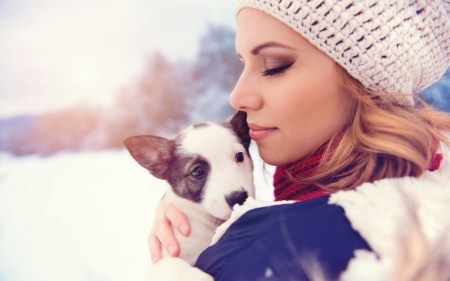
0,1,449,280
0,0,242,155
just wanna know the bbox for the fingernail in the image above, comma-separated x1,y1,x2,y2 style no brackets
179,224,187,235
168,245,175,256
151,256,158,264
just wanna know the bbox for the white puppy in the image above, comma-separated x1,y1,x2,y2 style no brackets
124,111,255,281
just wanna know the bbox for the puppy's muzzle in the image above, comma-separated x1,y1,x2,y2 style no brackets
225,190,248,208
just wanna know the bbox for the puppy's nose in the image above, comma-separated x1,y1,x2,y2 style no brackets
226,190,248,208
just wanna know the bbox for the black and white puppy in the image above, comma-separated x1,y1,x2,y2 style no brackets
124,111,255,280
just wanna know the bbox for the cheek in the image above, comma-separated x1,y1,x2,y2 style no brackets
284,64,349,126
265,76,351,164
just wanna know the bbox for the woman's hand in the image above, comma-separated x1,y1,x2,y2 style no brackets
149,196,191,264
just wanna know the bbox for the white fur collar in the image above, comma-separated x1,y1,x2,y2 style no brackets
330,144,450,280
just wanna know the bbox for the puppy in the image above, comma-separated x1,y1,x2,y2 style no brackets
124,111,255,280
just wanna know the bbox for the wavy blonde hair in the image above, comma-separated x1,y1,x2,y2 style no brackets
297,65,450,192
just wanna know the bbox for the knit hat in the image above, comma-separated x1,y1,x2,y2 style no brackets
236,0,450,106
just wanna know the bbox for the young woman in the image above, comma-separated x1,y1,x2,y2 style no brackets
150,1,450,280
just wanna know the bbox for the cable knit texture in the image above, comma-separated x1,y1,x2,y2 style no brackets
273,142,329,201
236,0,450,106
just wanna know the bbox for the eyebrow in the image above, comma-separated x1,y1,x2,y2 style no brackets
237,42,296,58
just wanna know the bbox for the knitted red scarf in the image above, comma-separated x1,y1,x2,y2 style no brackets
273,142,444,202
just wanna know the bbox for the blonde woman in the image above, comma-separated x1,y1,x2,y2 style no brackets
150,1,450,280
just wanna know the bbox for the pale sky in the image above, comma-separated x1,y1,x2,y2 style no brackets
0,0,236,118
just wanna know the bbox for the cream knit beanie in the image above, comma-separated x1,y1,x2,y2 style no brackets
236,0,450,106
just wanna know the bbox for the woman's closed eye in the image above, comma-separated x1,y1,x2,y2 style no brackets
262,62,294,76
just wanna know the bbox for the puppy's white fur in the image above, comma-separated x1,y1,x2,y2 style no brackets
179,124,255,221
146,188,222,281
161,188,225,265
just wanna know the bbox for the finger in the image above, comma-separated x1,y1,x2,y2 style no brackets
154,219,180,257
148,233,163,264
165,202,191,237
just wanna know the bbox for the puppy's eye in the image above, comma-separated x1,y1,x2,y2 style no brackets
191,166,204,178
235,152,244,163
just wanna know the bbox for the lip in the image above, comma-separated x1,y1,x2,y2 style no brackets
248,123,278,141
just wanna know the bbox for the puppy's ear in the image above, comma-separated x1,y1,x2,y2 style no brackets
123,135,174,180
229,111,251,151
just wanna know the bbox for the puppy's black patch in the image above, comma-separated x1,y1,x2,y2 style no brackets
166,147,210,203
224,111,251,153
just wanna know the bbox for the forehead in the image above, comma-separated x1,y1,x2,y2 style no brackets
178,123,241,155
236,8,301,55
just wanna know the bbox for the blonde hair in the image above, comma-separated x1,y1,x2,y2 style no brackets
297,65,450,192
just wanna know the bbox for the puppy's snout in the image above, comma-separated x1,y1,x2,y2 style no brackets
226,190,248,208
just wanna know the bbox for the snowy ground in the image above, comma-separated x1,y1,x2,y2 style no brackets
0,143,274,281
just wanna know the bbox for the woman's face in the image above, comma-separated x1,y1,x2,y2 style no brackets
231,8,354,166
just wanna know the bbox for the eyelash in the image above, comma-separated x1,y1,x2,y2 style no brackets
262,62,294,76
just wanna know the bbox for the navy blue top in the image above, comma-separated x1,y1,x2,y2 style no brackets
195,196,371,281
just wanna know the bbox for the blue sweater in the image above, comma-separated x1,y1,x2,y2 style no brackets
195,196,371,281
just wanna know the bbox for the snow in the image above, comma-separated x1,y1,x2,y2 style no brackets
0,143,274,281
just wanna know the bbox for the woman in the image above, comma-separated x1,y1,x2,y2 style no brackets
151,0,450,280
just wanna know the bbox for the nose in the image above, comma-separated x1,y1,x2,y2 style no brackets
229,71,263,111
225,190,248,208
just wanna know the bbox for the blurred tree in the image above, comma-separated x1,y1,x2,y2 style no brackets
102,53,191,147
193,24,243,93
103,24,243,147
33,105,100,155
188,24,243,123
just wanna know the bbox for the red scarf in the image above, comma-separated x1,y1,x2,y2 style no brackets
273,142,443,202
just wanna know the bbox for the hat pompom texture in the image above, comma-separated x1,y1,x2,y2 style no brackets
236,0,450,106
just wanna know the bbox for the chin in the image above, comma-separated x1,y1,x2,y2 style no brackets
259,146,307,166
259,151,289,166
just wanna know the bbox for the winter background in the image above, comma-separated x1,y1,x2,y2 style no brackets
0,0,449,280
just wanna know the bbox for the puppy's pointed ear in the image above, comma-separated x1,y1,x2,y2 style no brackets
123,135,174,180
229,111,251,151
